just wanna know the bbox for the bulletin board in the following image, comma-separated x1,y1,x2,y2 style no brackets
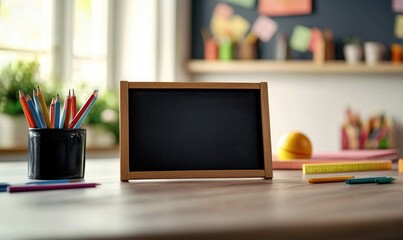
192,0,399,60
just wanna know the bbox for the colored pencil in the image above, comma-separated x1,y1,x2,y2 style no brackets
308,176,354,184
50,97,55,128
26,179,70,185
71,89,77,118
18,90,36,128
73,94,97,129
8,182,99,193
37,86,51,128
54,95,60,129
59,94,68,129
68,90,98,129
64,90,72,128
26,94,44,128
1,179,72,192
33,89,47,128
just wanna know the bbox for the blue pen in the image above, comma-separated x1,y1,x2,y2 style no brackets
54,95,60,129
346,176,396,184
26,94,44,128
0,183,9,192
33,89,47,129
73,96,97,129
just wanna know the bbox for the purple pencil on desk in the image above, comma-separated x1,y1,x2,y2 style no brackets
8,182,99,193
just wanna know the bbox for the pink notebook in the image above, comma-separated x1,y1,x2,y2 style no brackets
272,149,398,170
311,149,398,160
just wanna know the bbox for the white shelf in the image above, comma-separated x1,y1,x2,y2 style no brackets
188,60,403,74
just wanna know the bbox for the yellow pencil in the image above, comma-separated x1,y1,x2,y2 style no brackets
37,86,51,128
308,176,354,184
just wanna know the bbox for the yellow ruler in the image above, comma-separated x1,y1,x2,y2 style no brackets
302,160,392,174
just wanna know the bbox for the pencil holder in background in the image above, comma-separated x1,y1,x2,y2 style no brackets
28,128,86,179
238,40,257,60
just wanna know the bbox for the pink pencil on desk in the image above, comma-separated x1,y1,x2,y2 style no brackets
8,182,99,193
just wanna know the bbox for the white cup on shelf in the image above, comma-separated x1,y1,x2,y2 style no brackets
343,44,363,65
364,42,385,65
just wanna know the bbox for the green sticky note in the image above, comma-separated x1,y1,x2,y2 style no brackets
225,0,255,9
395,15,403,38
290,25,312,52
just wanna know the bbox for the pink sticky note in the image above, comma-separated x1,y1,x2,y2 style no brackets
393,0,403,12
309,28,321,52
213,3,234,19
259,0,312,16
251,16,278,42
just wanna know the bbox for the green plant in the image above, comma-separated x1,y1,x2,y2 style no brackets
0,60,58,115
84,90,119,143
344,37,361,45
0,60,40,115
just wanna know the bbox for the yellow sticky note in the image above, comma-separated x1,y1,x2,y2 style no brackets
395,15,403,38
399,159,403,172
210,16,232,40
230,15,250,41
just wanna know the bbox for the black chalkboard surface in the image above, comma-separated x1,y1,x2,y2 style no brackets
120,82,272,180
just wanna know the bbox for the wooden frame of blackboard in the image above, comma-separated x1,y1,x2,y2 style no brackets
120,81,272,181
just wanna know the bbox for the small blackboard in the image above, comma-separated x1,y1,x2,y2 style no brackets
120,82,272,180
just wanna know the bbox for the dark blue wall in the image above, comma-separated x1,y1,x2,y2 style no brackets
192,0,399,60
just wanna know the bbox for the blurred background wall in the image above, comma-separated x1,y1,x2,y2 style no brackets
0,0,401,158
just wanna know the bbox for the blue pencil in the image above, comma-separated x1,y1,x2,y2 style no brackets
33,89,47,129
26,179,70,185
73,96,97,129
54,95,60,129
26,95,44,128
59,94,68,129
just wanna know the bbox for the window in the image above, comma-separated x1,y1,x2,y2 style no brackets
0,0,52,79
0,0,108,90
73,0,108,89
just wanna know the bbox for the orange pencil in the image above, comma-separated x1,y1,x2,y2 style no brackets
18,90,36,128
308,176,354,184
50,97,55,128
71,89,77,119
37,86,51,128
64,90,72,128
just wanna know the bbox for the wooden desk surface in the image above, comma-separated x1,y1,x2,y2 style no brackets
1,159,403,240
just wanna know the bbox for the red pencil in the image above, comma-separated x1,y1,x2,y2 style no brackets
71,89,77,119
50,97,55,128
68,90,98,129
64,90,71,128
18,90,36,128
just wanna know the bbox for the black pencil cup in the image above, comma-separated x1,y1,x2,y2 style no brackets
28,128,86,179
